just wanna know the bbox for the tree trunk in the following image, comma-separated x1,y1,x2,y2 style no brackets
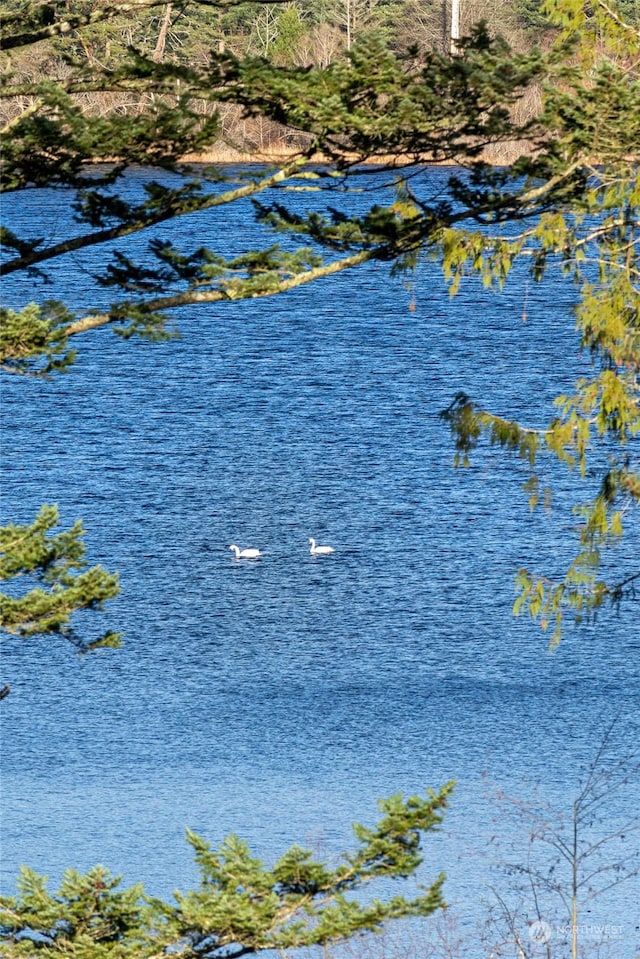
450,0,460,54
153,3,173,63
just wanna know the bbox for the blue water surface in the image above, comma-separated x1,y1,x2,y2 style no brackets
1,166,638,956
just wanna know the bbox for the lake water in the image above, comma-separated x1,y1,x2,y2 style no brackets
1,166,638,956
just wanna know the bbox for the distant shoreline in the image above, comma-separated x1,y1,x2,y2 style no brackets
181,141,529,166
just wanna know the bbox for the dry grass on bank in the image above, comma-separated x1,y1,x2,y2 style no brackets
182,139,536,167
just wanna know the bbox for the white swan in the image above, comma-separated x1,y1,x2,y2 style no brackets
229,544,261,559
309,537,334,555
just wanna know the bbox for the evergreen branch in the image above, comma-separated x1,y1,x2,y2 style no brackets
0,506,121,653
594,0,640,37
62,248,374,335
0,100,43,136
605,567,640,595
0,159,308,276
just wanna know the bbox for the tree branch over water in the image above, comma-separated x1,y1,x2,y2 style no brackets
1,0,638,642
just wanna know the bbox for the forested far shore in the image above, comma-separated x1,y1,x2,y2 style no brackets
3,0,637,163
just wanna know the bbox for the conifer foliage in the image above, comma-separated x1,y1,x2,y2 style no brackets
0,505,121,658
0,786,453,957
0,2,638,634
